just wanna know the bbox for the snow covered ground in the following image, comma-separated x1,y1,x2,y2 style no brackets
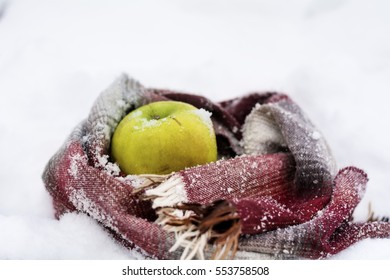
1,0,390,259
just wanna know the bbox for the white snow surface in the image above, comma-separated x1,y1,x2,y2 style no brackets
1,0,390,259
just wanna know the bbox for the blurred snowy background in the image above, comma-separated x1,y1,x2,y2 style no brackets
1,0,390,259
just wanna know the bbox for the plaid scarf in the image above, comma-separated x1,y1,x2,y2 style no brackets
42,74,390,259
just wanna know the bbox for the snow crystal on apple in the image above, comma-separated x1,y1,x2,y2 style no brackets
141,118,162,128
193,108,214,133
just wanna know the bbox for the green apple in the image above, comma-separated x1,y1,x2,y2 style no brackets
111,101,218,175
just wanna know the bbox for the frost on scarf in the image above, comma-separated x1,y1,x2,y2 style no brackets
42,74,390,259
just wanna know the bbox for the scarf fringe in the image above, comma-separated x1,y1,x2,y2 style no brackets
131,174,168,194
367,202,390,223
145,174,188,208
155,201,241,259
142,174,241,259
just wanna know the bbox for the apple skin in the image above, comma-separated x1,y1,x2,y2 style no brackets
111,101,218,175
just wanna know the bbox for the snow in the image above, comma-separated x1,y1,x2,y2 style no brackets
193,108,214,135
1,0,390,259
0,213,142,259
